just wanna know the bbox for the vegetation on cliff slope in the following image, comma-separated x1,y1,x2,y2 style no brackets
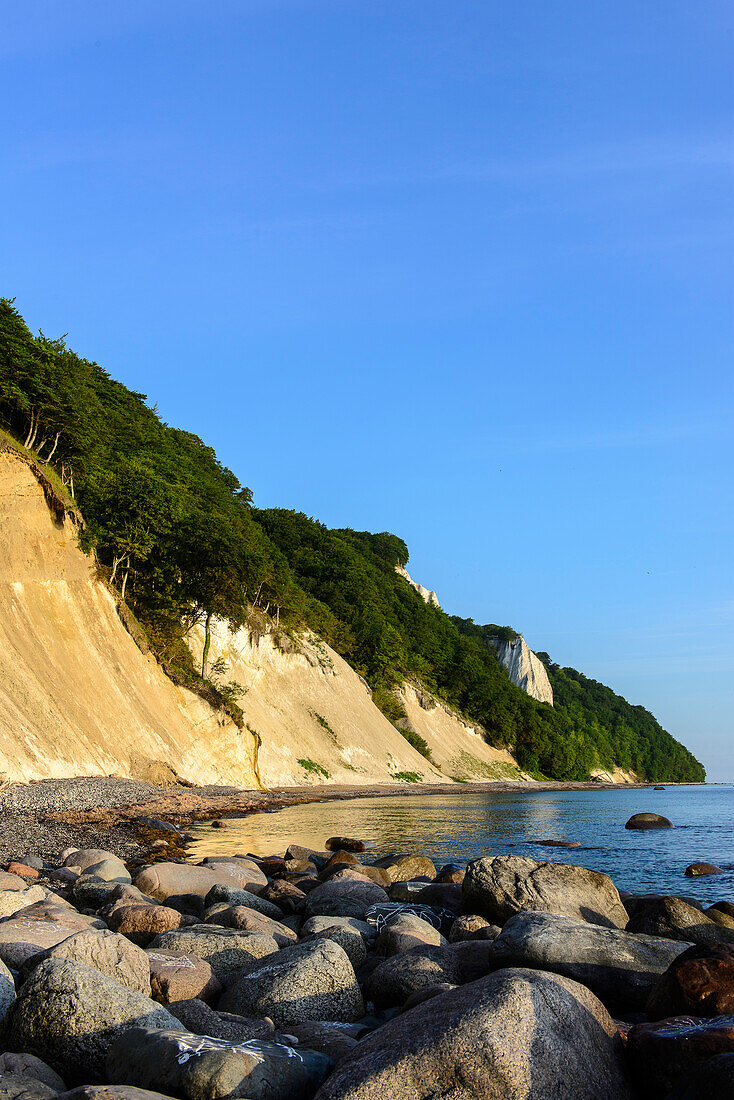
0,298,705,782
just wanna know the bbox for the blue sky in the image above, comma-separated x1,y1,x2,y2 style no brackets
2,1,732,776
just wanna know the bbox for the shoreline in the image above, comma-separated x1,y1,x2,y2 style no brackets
0,774,701,866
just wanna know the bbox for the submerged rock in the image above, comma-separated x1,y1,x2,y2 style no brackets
625,813,673,830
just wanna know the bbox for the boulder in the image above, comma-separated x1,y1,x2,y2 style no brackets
325,838,375,853
0,1057,65,1092
0,1074,59,1100
0,957,15,1022
627,898,734,947
4,959,178,1082
490,910,688,1011
107,905,197,947
364,902,454,935
219,939,364,1026
625,813,673,830
40,930,151,994
363,945,461,1009
149,926,278,980
0,888,47,920
627,1016,734,1097
303,880,388,921
63,851,129,880
260,881,307,912
282,1022,358,1065
446,940,498,983
204,906,297,947
300,915,374,942
402,983,457,1011
135,863,266,905
435,865,465,884
300,925,367,969
448,915,500,943
59,1086,178,1100
666,1053,734,1099
10,899,103,928
0,918,83,970
375,914,445,956
414,883,462,911
164,999,275,1042
204,886,284,920
0,873,32,891
314,967,632,1100
146,951,221,1005
372,856,436,884
647,944,734,1019
686,864,723,877
72,877,122,910
106,1027,331,1100
463,855,628,929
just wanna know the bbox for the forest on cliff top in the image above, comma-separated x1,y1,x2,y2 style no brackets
0,298,705,782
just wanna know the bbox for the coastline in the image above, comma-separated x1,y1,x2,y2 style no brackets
0,774,699,865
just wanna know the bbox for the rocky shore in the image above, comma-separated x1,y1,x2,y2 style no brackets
0,811,729,1098
0,776,684,866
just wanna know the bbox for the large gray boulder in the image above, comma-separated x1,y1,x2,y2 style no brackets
303,881,388,921
106,1027,331,1100
313,967,631,1100
627,897,734,947
490,910,689,1011
0,1056,65,1092
363,945,461,1009
63,850,130,879
4,959,178,1082
135,863,266,905
204,906,297,947
219,939,364,1026
40,930,151,995
149,926,278,980
462,855,628,929
204,886,284,920
0,1075,59,1100
375,914,445,957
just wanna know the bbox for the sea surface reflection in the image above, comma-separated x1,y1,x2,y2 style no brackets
187,785,734,902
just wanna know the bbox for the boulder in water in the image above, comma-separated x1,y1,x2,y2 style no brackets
625,813,673,830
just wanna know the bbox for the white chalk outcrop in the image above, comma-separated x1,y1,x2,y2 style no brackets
395,564,439,607
494,635,554,706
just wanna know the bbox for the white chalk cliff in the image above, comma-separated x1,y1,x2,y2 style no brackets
395,564,440,607
494,635,554,706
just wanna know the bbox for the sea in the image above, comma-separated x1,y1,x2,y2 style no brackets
187,784,734,903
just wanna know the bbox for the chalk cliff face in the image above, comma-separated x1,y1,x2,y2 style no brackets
0,449,260,786
395,564,440,607
494,635,554,706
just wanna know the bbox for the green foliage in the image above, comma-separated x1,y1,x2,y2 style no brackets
392,771,421,783
0,298,705,785
310,710,338,743
298,758,330,778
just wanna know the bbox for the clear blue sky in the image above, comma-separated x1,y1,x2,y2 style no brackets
3,2,732,777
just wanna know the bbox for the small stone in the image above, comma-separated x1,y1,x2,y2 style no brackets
7,863,40,880
210,821,226,829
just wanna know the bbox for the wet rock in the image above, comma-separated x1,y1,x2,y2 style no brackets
625,813,673,830
219,939,364,1026
375,914,445,956
647,944,734,1019
462,854,628,929
627,1015,734,1097
303,880,388,921
39,930,151,994
686,864,723,877
363,945,461,1009
135,862,266,906
4,959,177,1082
371,856,436,884
315,967,632,1100
534,838,582,848
0,1058,65,1093
325,838,375,853
490,910,688,1011
107,905,197,947
448,915,500,943
149,926,278,980
147,951,221,1005
204,885,284,920
106,1027,331,1100
627,897,734,947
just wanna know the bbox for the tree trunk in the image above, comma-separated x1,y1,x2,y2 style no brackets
201,611,212,678
23,411,35,447
120,564,130,603
45,432,60,463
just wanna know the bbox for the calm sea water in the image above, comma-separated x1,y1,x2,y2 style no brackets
188,785,734,903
